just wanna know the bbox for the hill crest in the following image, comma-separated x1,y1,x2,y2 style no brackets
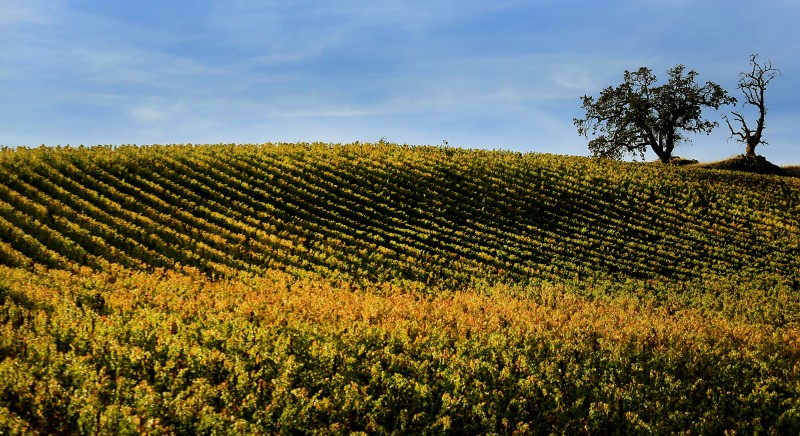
1,143,798,290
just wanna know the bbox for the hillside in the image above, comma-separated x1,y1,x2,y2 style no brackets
689,154,790,177
1,143,799,288
785,165,800,178
3,143,800,433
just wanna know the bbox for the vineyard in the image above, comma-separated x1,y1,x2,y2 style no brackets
1,142,800,433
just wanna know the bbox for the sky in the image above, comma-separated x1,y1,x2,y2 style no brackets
2,0,799,164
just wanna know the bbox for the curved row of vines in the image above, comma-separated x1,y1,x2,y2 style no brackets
2,142,800,433
1,143,798,289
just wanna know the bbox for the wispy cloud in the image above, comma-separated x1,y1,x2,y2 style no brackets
0,0,63,25
130,101,188,122
1,0,799,163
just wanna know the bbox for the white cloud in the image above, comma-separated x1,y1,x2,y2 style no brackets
130,102,186,122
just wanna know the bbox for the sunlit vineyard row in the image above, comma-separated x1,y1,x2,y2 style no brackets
2,266,800,433
1,143,798,289
2,142,800,433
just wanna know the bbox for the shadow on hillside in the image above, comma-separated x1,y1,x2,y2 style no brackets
687,155,795,177
783,166,800,178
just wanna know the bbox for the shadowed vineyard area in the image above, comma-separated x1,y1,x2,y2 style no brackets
1,143,800,433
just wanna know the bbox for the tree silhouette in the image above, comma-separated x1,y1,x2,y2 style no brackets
575,65,733,163
724,54,780,157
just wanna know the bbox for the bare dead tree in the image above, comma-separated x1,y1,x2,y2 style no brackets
724,54,781,157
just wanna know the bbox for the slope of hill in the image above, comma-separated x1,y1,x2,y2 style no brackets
2,143,800,433
1,143,798,288
689,154,789,177
785,165,800,178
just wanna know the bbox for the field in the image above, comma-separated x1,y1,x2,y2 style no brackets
1,143,800,433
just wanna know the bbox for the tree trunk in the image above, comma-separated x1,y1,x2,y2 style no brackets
745,139,757,157
652,143,671,164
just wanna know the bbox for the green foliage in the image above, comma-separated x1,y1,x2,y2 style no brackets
2,267,800,434
575,65,735,163
0,143,797,289
0,142,799,432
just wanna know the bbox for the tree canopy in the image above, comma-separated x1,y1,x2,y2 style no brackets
574,65,734,163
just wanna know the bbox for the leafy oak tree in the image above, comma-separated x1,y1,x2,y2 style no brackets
575,65,734,163
723,54,780,157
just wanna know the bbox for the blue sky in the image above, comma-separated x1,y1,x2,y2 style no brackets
2,0,799,164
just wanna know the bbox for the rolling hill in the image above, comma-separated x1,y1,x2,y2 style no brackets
2,142,800,433
1,142,798,288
